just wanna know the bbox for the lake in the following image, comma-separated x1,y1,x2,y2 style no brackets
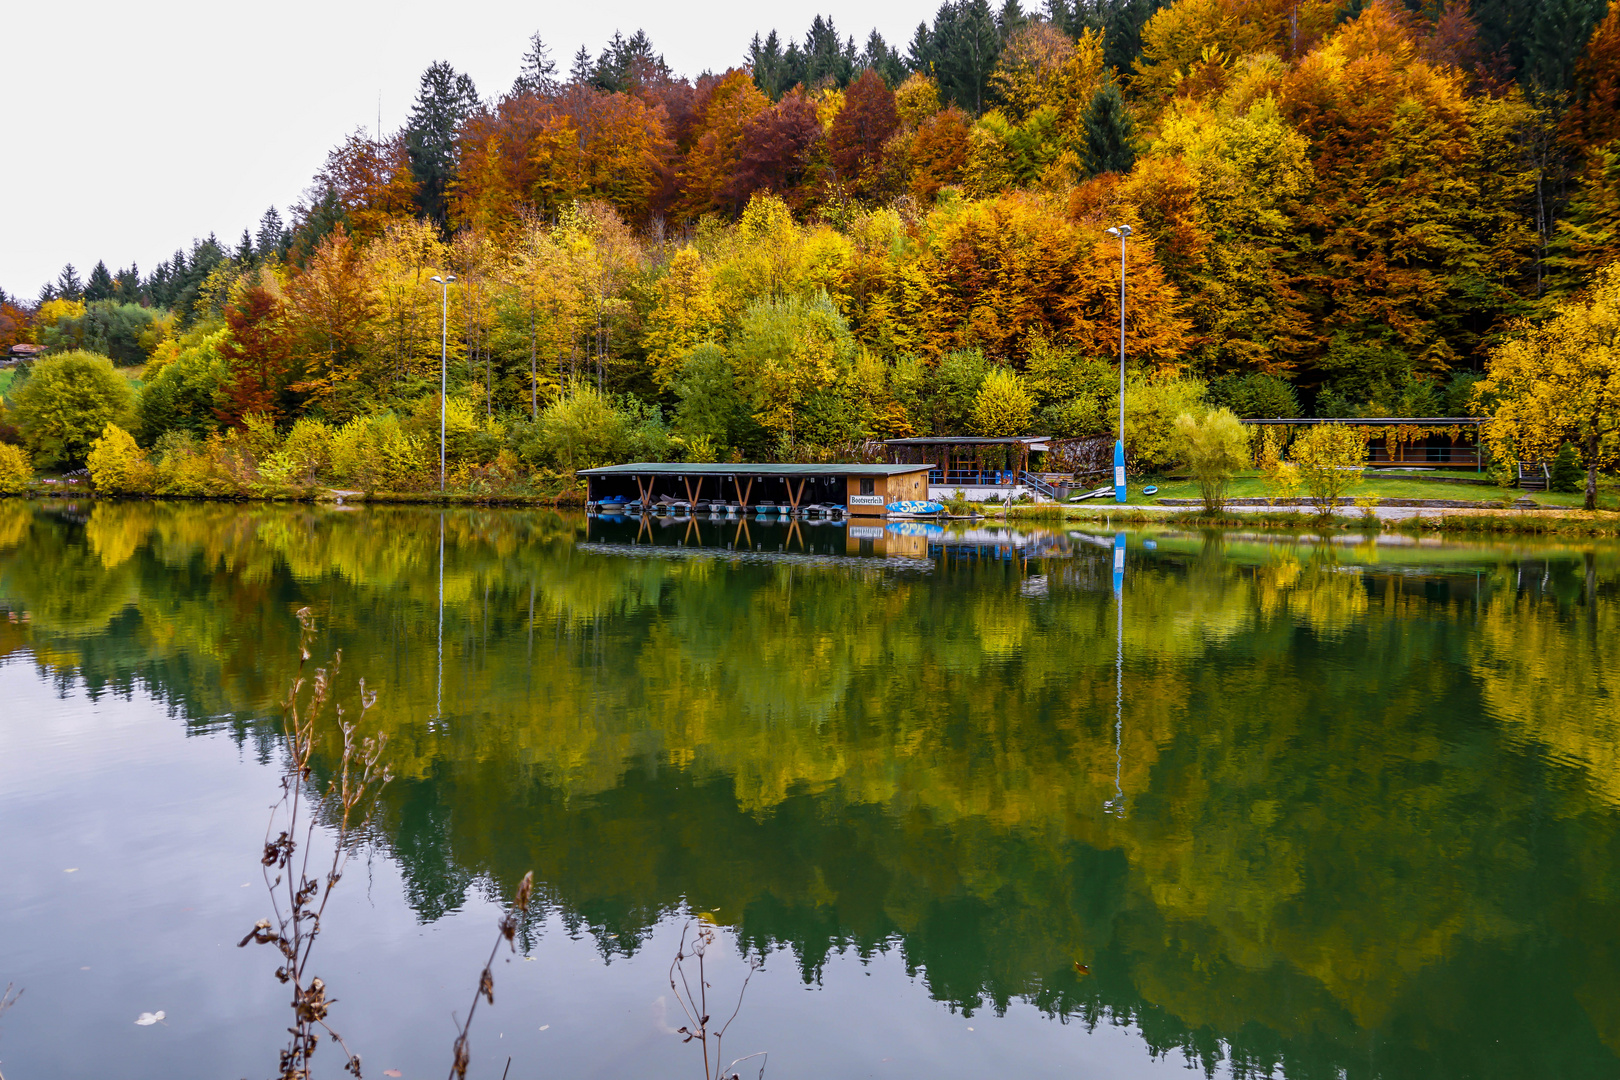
2,499,1618,1079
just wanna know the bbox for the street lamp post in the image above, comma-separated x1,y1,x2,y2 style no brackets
430,274,457,492
1105,225,1132,503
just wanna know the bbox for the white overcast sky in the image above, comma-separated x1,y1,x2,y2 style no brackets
2,0,928,301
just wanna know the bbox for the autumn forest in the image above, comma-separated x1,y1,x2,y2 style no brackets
2,0,1619,489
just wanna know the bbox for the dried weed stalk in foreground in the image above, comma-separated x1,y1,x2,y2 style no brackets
448,871,535,1080
239,607,391,1080
670,922,766,1080
0,982,22,1080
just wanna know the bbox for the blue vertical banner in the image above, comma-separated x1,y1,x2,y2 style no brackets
1114,441,1127,503
1113,531,1126,594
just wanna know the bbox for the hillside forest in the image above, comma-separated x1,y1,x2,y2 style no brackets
2,0,1619,495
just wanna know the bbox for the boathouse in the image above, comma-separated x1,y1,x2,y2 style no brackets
578,462,934,516
883,436,1063,501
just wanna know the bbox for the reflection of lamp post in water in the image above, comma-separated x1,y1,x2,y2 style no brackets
1105,532,1127,817
1105,226,1132,504
436,511,444,727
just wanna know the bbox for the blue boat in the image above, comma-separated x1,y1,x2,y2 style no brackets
886,500,944,515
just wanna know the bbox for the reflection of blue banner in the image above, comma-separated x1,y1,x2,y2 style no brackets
886,500,944,515
1113,532,1126,593
886,522,946,538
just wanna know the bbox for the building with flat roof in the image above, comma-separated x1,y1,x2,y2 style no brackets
577,462,934,516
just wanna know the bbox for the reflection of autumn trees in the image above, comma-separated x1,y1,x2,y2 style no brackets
5,501,1620,1075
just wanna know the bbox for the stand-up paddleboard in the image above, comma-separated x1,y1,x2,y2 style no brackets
1069,486,1115,502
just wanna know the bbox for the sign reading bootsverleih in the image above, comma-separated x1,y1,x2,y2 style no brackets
848,526,885,539
849,495,885,506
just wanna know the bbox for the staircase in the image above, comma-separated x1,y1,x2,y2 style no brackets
1517,461,1550,491
1019,472,1059,500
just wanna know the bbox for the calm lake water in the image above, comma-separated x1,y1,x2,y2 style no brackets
3,500,1620,1079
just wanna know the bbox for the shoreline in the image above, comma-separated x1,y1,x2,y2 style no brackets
10,488,1620,536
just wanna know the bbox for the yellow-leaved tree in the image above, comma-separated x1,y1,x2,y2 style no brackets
0,441,32,494
1479,261,1620,509
970,367,1036,436
642,247,721,389
1292,423,1366,515
86,424,154,495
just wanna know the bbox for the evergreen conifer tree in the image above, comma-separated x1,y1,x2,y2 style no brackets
85,261,115,303
1082,84,1136,175
748,32,790,98
256,207,289,261
114,265,141,303
56,264,84,302
404,61,479,231
569,46,594,86
1551,441,1585,492
511,32,559,97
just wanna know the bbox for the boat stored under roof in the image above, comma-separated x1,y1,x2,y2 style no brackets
577,462,932,476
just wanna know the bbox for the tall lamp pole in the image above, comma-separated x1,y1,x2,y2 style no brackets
1105,225,1132,503
430,274,457,491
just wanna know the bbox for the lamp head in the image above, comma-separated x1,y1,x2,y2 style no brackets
1106,225,1133,238
430,275,458,284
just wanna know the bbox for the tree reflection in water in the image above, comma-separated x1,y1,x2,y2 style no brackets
4,499,1620,1078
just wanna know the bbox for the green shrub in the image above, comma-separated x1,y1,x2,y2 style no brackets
135,328,228,443
151,431,228,496
1108,376,1207,473
1292,423,1367,514
330,414,430,491
0,441,32,493
672,343,755,453
1207,372,1299,419
1550,441,1584,493
10,350,137,467
518,384,668,474
86,424,154,494
406,393,504,469
265,418,332,486
1172,408,1251,513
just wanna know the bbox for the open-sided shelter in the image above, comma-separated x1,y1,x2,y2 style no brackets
578,463,933,516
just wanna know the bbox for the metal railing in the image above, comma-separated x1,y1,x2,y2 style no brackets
1019,472,1058,499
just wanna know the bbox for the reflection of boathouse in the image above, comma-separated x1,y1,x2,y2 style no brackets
579,462,932,517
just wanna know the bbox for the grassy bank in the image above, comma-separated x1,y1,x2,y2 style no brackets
1128,470,1619,511
11,478,587,508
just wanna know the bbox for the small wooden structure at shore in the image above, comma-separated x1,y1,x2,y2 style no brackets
1242,418,1484,470
578,462,933,516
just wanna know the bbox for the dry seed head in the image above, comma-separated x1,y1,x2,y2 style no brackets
516,871,533,912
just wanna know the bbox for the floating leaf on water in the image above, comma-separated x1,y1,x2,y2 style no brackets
696,911,719,925
1073,962,1090,975
64,868,78,873
134,1011,165,1026
538,1024,550,1031
383,1070,402,1077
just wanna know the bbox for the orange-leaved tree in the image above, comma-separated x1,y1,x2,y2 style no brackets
218,282,293,426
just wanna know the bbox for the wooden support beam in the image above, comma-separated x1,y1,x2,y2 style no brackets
735,476,753,508
787,477,807,511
